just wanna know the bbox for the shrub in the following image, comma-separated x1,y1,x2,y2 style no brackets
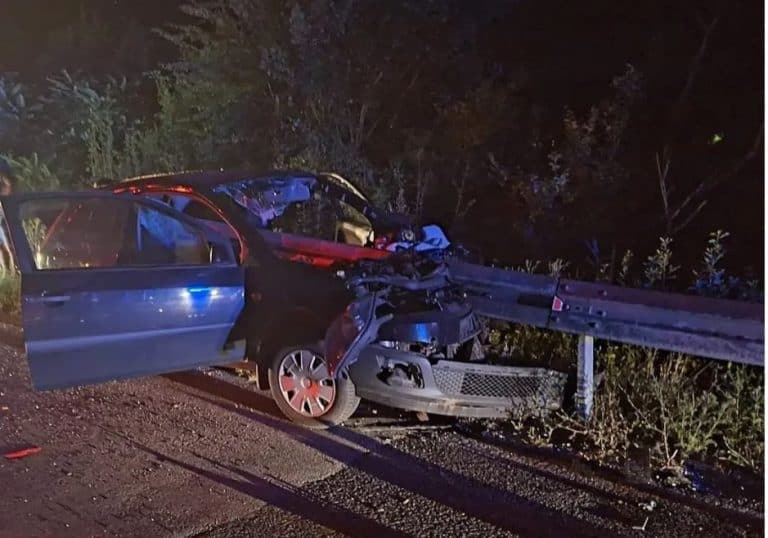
494,232,764,474
1,153,61,192
0,271,20,319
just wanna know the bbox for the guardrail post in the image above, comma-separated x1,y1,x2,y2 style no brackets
575,334,594,420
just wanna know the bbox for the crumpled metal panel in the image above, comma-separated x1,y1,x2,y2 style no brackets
447,260,558,329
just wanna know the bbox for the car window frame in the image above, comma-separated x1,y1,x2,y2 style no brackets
123,187,249,265
180,198,225,222
36,196,132,269
236,184,374,246
5,192,237,274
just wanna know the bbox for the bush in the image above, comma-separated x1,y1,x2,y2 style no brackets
493,232,764,474
0,271,20,319
592,347,762,471
1,153,60,192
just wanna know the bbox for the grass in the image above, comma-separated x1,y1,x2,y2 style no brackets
0,271,20,321
484,232,764,476
483,333,763,476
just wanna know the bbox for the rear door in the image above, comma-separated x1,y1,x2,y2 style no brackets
2,192,245,390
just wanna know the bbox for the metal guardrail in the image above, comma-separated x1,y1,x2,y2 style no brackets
554,278,763,366
448,260,764,418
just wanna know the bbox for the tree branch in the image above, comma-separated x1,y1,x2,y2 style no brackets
673,15,719,114
661,123,762,235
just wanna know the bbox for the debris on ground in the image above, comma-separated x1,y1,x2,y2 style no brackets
4,446,42,460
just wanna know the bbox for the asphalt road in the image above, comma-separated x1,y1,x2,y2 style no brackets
0,343,762,537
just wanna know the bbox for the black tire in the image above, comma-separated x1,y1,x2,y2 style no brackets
268,344,360,429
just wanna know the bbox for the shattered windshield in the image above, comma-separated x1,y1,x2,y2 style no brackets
211,176,317,228
209,174,376,244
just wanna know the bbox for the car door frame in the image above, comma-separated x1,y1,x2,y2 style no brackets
1,191,247,390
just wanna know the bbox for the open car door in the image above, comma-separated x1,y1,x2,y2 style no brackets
2,192,245,390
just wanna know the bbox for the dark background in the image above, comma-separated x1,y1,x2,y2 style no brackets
0,0,763,276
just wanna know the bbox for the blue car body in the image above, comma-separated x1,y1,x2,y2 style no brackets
2,192,247,390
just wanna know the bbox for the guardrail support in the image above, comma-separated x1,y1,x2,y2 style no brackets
575,334,594,420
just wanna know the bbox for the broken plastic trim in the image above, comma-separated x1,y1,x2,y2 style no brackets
325,291,393,376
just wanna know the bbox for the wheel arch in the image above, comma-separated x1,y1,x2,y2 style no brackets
248,306,332,389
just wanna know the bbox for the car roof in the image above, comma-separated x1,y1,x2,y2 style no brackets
111,169,320,191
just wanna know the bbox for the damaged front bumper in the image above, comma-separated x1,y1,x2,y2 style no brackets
349,344,568,418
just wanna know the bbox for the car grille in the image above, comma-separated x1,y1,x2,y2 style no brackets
432,364,567,411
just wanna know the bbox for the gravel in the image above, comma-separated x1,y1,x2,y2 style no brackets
0,342,762,537
202,426,763,537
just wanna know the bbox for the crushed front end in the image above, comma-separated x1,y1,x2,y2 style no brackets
328,250,568,418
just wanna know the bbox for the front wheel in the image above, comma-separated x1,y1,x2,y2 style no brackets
268,344,360,429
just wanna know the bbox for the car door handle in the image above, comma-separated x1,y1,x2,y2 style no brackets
29,295,71,305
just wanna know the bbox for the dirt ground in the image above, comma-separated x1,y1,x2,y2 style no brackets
0,341,348,537
0,340,763,537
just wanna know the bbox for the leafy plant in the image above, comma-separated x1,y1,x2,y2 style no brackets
548,258,569,278
616,249,633,286
0,272,20,318
22,217,48,265
2,153,61,192
492,232,763,474
643,236,679,289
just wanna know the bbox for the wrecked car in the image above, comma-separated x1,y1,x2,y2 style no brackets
2,170,567,428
